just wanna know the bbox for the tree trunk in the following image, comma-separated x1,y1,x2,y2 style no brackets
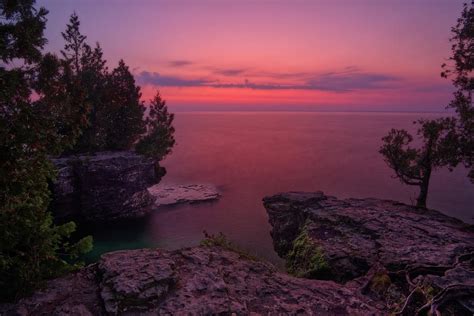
416,169,431,208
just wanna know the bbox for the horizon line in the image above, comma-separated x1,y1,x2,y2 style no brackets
169,109,453,114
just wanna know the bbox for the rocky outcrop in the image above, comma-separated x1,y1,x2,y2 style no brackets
148,183,220,207
263,191,474,315
4,191,473,315
2,246,378,315
51,151,158,222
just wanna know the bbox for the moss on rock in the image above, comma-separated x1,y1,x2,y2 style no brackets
370,273,391,294
286,229,331,279
200,231,260,261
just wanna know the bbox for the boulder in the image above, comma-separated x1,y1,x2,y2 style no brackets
51,151,159,222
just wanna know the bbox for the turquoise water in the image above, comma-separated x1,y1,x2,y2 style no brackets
84,112,473,263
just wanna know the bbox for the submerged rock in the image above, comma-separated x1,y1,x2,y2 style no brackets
2,247,378,315
51,151,159,222
263,191,474,314
148,183,220,207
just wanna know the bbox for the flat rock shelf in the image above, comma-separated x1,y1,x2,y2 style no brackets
148,183,220,207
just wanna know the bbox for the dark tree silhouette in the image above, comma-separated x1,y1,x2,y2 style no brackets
103,59,146,149
0,1,92,302
0,0,47,64
61,12,86,73
379,119,458,208
57,14,154,153
380,2,473,208
136,91,176,164
59,13,109,151
441,1,474,181
34,52,90,149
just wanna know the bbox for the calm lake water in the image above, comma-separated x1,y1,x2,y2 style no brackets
86,112,474,263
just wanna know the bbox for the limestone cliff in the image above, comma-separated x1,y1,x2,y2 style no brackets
51,151,159,222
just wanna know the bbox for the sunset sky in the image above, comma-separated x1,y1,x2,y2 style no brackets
38,0,465,112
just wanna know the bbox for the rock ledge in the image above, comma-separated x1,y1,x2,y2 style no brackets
2,247,378,315
264,191,474,315
148,183,220,207
3,192,473,315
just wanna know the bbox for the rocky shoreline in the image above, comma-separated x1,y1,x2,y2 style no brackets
264,192,474,315
1,246,378,315
50,152,221,223
3,191,473,315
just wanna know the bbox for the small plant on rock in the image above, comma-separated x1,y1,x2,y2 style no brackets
286,229,331,279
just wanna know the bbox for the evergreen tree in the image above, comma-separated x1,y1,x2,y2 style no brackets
103,59,146,149
58,14,148,152
34,52,90,149
72,42,109,151
60,13,108,152
136,91,176,162
0,0,92,302
0,0,47,64
60,12,86,74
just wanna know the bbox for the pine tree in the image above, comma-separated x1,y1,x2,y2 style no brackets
61,12,86,73
34,53,90,150
59,14,110,152
136,91,176,162
59,14,149,152
103,59,146,149
72,42,109,152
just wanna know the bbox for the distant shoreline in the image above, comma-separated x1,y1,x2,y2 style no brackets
170,109,454,114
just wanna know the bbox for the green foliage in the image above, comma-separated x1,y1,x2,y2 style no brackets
370,272,392,294
34,53,90,151
57,14,164,154
35,12,175,157
0,0,48,64
103,60,145,150
441,2,474,181
136,91,175,161
286,229,330,279
200,231,260,261
0,1,92,302
1,6,175,302
59,13,109,152
201,231,234,248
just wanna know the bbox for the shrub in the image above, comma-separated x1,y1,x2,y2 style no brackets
286,229,330,279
